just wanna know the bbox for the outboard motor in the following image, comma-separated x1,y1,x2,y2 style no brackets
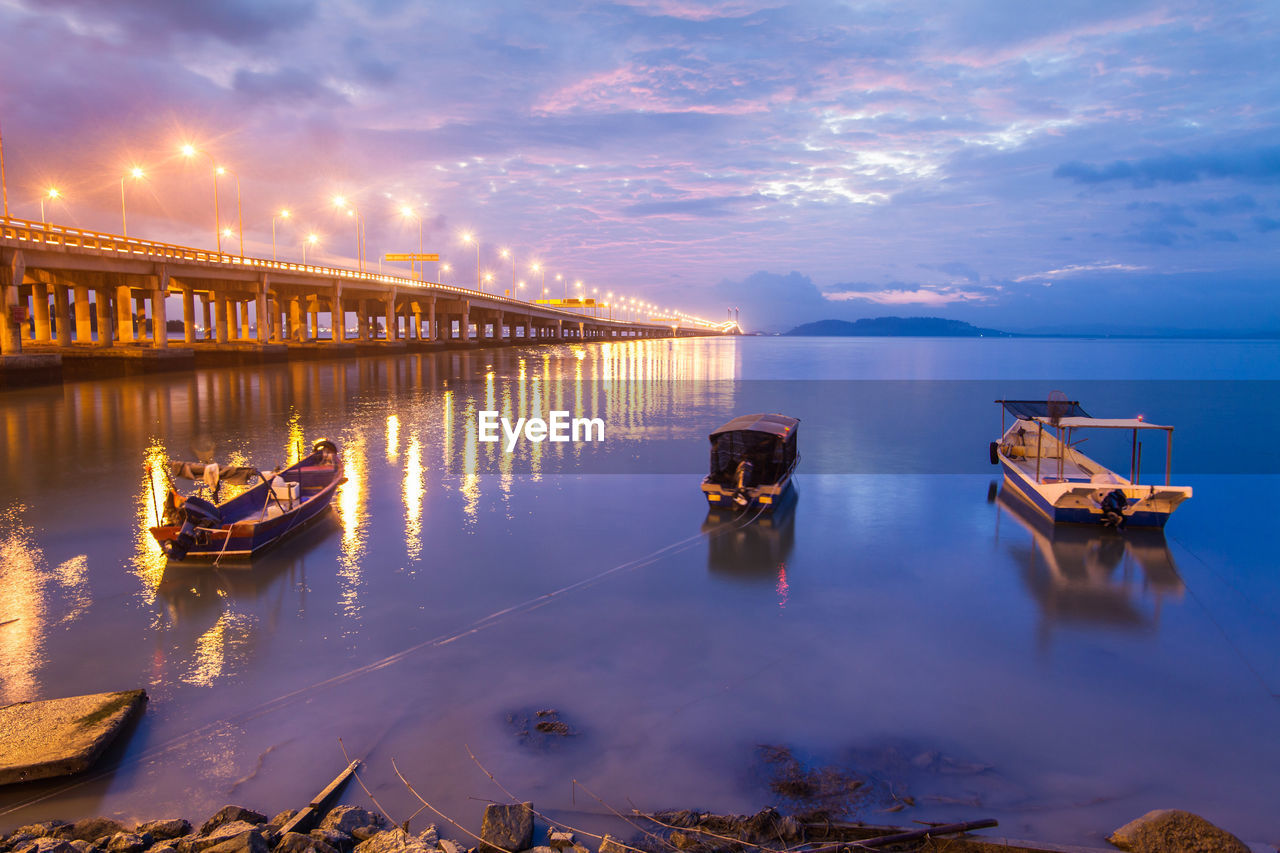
733,459,754,507
161,496,222,560
1099,489,1128,528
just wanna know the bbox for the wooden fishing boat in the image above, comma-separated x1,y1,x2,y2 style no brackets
992,398,1191,528
701,413,799,510
150,439,345,561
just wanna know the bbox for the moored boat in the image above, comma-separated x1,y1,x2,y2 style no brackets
701,413,800,510
992,398,1191,528
150,439,345,561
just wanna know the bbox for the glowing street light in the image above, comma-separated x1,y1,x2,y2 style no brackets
39,187,61,224
332,195,365,272
120,166,144,236
302,233,319,264
440,262,450,285
215,165,244,257
482,271,494,291
500,248,515,295
461,232,480,291
400,205,424,280
531,262,544,302
272,209,290,261
180,143,222,252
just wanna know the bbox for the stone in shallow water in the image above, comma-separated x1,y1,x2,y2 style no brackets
0,691,147,785
199,808,268,837
1107,809,1249,853
135,822,190,842
479,804,534,853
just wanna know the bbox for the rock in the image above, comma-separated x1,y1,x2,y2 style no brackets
435,841,463,853
305,832,348,853
597,837,627,853
411,829,435,850
0,691,148,785
4,836,39,853
1107,809,1250,853
345,834,375,846
200,810,268,838
104,834,148,853
547,832,574,851
135,824,190,843
318,809,384,841
200,831,266,853
13,827,70,842
179,824,262,853
266,815,297,833
67,821,126,844
351,830,431,853
11,840,78,853
273,832,338,853
66,842,96,853
523,846,555,853
479,804,533,853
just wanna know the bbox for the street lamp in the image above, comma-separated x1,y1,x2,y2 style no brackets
332,196,365,272
461,232,480,291
556,273,564,299
39,187,60,224
302,233,319,264
531,262,544,302
400,206,423,280
483,272,494,292
215,165,244,257
120,167,144,236
440,262,450,285
180,144,221,253
272,209,290,261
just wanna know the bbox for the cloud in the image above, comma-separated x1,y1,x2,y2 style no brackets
622,195,759,217
1014,262,1146,282
27,0,317,45
823,286,993,306
1054,146,1280,187
233,67,348,104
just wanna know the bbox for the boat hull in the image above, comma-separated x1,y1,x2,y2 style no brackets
701,474,794,511
999,457,1185,528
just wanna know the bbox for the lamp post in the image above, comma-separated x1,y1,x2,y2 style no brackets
462,232,480,291
332,196,365,272
400,206,423,280
302,233,319,264
215,166,244,258
120,167,144,236
180,144,221,253
556,273,564,300
272,209,290,261
531,262,544,302
39,187,60,224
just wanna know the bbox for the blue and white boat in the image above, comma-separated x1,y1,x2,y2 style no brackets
991,398,1191,528
150,439,345,560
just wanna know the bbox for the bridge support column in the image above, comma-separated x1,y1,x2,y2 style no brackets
331,282,345,342
181,285,195,344
51,283,71,347
134,296,148,341
288,297,302,342
578,321,585,340
214,293,229,344
238,300,251,342
74,285,92,343
201,294,212,341
256,275,269,344
461,303,471,342
1,250,24,354
95,284,113,348
116,284,135,343
309,300,319,342
427,297,437,342
385,288,397,341
409,303,420,341
150,283,168,349
32,282,50,342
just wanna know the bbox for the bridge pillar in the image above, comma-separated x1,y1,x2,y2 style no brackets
74,285,92,343
201,293,213,341
181,285,195,344
116,284,135,343
0,250,23,354
51,283,71,347
214,293,229,344
356,300,368,340
150,283,168,349
288,297,302,342
461,303,471,342
32,282,51,342
427,297,437,342
409,303,420,341
95,283,113,348
494,310,504,342
385,288,397,342
256,275,269,344
330,282,345,342
578,321,585,341
238,299,250,342
309,299,319,342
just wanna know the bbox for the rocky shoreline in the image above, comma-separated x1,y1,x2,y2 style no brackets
0,802,1259,853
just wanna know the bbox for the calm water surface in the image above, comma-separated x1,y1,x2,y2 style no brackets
1,337,1277,848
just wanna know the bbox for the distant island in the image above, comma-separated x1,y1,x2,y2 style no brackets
785,317,1016,337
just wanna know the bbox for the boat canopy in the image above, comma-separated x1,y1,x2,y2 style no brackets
707,413,799,486
709,413,800,438
1033,416,1172,431
997,399,1090,420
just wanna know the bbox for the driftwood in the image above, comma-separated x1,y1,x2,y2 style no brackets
799,819,999,851
280,759,363,835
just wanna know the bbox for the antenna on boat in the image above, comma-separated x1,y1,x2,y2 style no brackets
1047,390,1069,428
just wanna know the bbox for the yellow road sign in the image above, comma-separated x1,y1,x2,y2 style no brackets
385,253,440,262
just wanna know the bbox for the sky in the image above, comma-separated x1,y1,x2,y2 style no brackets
1,0,1277,333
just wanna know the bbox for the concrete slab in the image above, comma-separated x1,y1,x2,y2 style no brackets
0,689,147,785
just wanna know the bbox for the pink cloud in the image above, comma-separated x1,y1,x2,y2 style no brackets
824,287,992,306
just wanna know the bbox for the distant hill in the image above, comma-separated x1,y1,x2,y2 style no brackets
785,317,1015,337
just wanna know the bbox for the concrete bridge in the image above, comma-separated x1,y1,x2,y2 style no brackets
1,217,722,377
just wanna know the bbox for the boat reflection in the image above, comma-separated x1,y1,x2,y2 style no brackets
996,487,1183,643
703,487,797,607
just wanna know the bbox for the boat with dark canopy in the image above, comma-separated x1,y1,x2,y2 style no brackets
701,413,800,510
149,439,345,561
